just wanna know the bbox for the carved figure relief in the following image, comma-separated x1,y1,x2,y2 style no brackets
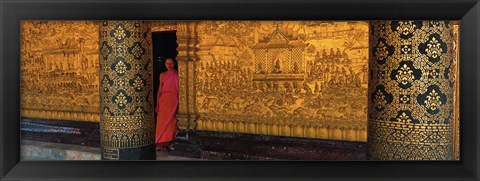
194,21,369,141
21,21,100,121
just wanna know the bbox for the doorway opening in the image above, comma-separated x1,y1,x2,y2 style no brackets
152,31,178,124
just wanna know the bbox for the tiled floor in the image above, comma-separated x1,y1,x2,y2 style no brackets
21,140,200,160
156,151,201,160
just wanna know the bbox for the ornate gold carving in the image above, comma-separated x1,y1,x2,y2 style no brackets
375,41,389,60
188,21,369,141
425,37,443,59
133,76,144,91
99,21,154,151
368,21,454,160
453,22,460,160
197,118,367,141
20,21,101,122
396,21,416,36
175,21,199,130
369,121,453,160
396,112,413,123
21,109,100,122
150,21,178,32
395,64,415,85
375,90,387,110
114,61,127,74
114,92,128,107
424,89,441,112
176,22,189,124
113,26,127,40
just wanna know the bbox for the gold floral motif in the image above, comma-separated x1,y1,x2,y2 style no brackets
102,77,109,91
131,43,143,58
115,61,127,74
401,45,411,54
116,46,125,54
396,112,412,123
133,76,143,90
375,90,386,110
113,26,127,41
116,79,125,87
375,41,389,60
426,37,443,59
400,95,410,104
114,92,128,107
135,64,142,71
134,107,143,115
101,44,110,58
425,89,441,111
425,69,440,79
396,21,416,36
396,64,415,85
430,21,440,28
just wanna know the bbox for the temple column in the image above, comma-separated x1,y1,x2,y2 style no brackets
176,21,199,131
368,21,454,160
99,21,155,160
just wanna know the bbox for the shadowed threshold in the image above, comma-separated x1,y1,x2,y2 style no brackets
20,140,200,160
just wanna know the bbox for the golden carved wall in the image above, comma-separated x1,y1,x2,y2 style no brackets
21,21,100,122
20,21,459,148
190,21,369,141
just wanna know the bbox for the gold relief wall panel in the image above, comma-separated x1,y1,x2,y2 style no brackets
193,21,369,141
149,21,178,32
21,21,101,122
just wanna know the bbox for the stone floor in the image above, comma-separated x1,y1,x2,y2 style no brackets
21,140,200,160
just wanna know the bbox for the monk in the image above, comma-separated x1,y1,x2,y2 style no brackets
155,58,179,151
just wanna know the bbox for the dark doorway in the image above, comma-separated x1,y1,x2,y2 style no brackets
152,31,178,121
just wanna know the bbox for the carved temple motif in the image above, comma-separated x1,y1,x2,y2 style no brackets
20,21,101,122
192,21,369,141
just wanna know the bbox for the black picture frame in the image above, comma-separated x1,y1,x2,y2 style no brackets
1,0,479,180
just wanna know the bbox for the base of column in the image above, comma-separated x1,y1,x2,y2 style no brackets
101,144,156,160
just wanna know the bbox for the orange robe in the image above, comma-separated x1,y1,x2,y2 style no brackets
155,70,178,145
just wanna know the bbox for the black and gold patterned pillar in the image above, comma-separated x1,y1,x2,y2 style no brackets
368,21,454,160
99,21,155,160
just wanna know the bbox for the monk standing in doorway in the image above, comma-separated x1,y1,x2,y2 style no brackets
155,58,179,151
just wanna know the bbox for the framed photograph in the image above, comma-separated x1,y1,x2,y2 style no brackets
1,0,479,180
